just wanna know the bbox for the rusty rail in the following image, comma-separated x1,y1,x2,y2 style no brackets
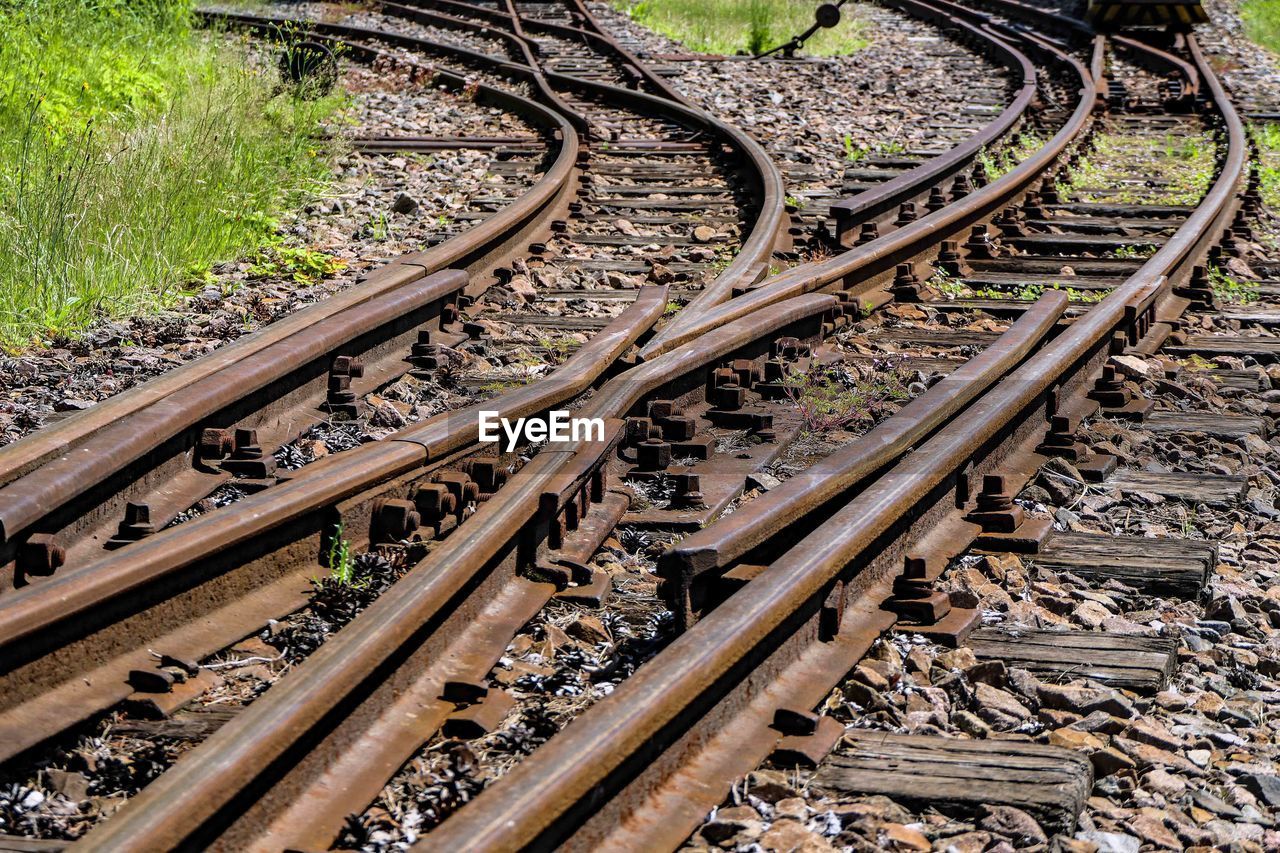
385,0,790,313
419,27,1246,851
0,23,580,579
641,30,1103,359
72,294,839,851
0,288,668,764
661,292,1066,629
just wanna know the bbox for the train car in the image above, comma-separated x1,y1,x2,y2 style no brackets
1086,0,1208,29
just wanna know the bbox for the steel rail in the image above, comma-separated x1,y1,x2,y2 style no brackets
640,30,1103,360
646,0,1043,351
0,0,792,762
422,28,1246,852
0,22,580,578
661,292,1066,628
827,0,1038,235
73,293,840,852
1113,33,1201,101
661,0,1041,349
381,0,791,314
0,288,668,764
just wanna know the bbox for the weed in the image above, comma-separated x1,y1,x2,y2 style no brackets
785,194,805,210
1251,122,1280,210
325,522,358,586
979,131,1045,181
1061,130,1214,206
783,362,910,433
1208,265,1260,304
248,245,347,284
1110,244,1155,260
843,135,865,162
535,334,576,363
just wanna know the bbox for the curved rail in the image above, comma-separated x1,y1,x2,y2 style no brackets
642,30,1103,359
420,25,1247,852
0,21,580,573
73,293,839,851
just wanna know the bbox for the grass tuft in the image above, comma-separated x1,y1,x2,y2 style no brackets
0,0,345,350
610,0,869,56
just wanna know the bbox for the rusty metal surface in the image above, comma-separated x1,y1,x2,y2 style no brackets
70,294,838,851
0,20,580,575
1113,34,1200,98
0,289,668,764
413,27,1246,852
640,27,1102,360
402,0,790,314
826,0,1038,226
661,292,1067,628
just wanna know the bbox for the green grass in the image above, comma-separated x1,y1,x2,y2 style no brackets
1061,130,1214,206
1209,265,1260,304
1253,123,1280,210
0,0,345,350
1242,0,1280,54
609,0,869,56
977,131,1046,181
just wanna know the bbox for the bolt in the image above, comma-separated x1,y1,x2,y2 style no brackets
198,427,234,460
332,355,364,378
637,439,672,471
373,498,421,541
116,502,157,541
18,533,65,577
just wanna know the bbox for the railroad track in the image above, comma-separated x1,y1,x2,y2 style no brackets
0,0,1267,849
